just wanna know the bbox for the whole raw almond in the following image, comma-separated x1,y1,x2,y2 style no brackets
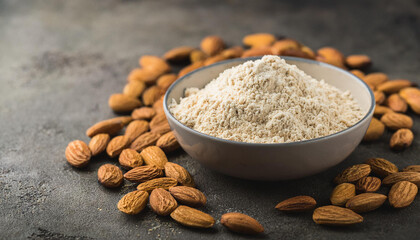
345,193,387,213
221,46,244,59
156,131,180,152
334,164,371,184
345,55,371,69
170,205,215,228
127,68,161,84
275,196,317,212
140,146,168,169
178,61,205,77
149,188,178,216
112,116,133,126
132,107,156,121
88,133,110,156
243,33,276,48
271,39,300,55
164,162,195,187
386,94,408,112
390,128,414,150
388,181,418,208
190,50,208,63
130,132,161,152
156,73,177,91
380,112,413,130
383,172,420,187
169,186,206,207
97,164,123,188
241,47,273,58
330,183,356,206
399,87,420,114
220,212,264,235
374,91,386,104
65,140,91,168
402,165,420,173
350,69,365,79
163,46,195,62
200,35,225,56
316,47,346,69
124,120,149,143
280,48,314,59
363,118,385,141
356,176,381,193
119,149,143,170
139,55,171,76
377,79,412,94
365,158,398,177
86,118,124,138
150,113,168,129
374,105,394,116
106,135,129,158
117,190,149,215
363,72,389,87
150,122,171,135
123,80,146,98
312,205,363,226
137,177,178,192
204,54,229,66
153,96,164,114
300,46,316,59
108,93,142,113
124,165,163,183
142,86,161,106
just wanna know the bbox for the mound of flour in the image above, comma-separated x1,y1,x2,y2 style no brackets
169,55,363,143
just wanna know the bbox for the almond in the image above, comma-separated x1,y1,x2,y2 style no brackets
402,165,420,173
388,181,418,208
88,133,110,156
156,131,180,152
132,107,156,121
117,190,149,215
275,196,317,212
220,212,264,235
363,117,385,141
380,112,413,130
280,48,314,59
271,39,300,55
363,72,389,87
124,120,149,143
365,158,398,177
163,46,195,62
130,132,161,152
383,172,420,187
106,135,129,158
190,50,208,63
139,55,171,76
399,87,420,114
123,81,146,98
150,113,168,129
345,55,372,69
97,164,123,188
169,186,206,207
178,61,205,77
376,79,412,94
153,96,165,115
221,46,244,59
374,105,394,116
156,73,177,91
124,165,163,183
119,149,143,170
350,69,365,79
170,205,215,228
112,116,133,126
374,91,386,104
334,164,371,184
243,33,276,48
149,188,178,216
204,54,229,66
140,146,168,169
316,47,346,69
127,68,161,84
65,140,91,168
312,205,363,226
86,118,124,138
108,93,142,113
330,183,356,206
390,128,414,150
142,86,161,106
356,176,381,193
345,193,387,213
137,177,178,192
200,35,225,56
150,121,171,135
300,46,316,59
165,162,195,187
241,47,273,58
386,94,407,112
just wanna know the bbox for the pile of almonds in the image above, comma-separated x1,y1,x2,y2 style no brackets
65,33,418,235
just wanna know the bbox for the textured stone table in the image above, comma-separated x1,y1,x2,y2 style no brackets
1,0,420,239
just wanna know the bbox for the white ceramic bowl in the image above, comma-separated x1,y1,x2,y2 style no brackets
163,56,375,181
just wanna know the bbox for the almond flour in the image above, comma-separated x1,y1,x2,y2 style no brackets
169,55,364,143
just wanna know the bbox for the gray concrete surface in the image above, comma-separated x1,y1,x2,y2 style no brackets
1,0,420,239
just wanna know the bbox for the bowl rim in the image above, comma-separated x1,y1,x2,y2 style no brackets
163,56,375,146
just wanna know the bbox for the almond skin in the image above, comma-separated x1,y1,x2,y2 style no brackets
123,80,146,98
150,121,171,135
399,87,420,114
88,133,110,156
164,162,195,187
374,91,386,104
243,33,276,48
365,158,398,177
204,54,230,66
383,172,420,187
124,120,149,143
241,47,273,58
376,79,412,94
271,39,300,55
117,190,149,215
345,193,387,213
108,93,142,113
139,55,171,76
221,46,244,59
163,46,195,62
316,47,346,69
178,61,205,77
156,74,177,91
356,176,381,193
386,94,408,113
97,164,123,188
130,132,161,152
150,113,168,129
330,183,356,206
275,196,317,212
124,165,163,183
388,181,418,208
140,146,168,170
220,212,264,235
312,205,363,226
363,118,385,141
127,68,162,84
334,164,371,184
380,112,413,130
170,205,215,228
390,128,414,150
190,50,208,63
374,105,394,116
156,131,180,152
119,149,143,170
345,55,372,69
142,86,161,106
106,135,129,158
112,116,133,126
65,140,91,168
131,107,156,121
363,72,389,87
86,118,124,138
402,165,420,173
350,69,365,79
149,188,178,216
169,186,206,207
153,96,164,115
137,177,178,192
200,35,225,56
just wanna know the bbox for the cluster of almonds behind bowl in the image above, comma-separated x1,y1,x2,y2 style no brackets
65,33,419,235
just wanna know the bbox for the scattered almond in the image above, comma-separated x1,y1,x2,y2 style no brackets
124,165,163,183
386,94,408,112
86,118,124,138
363,118,385,141
334,164,371,184
380,112,413,130
402,165,420,173
88,133,110,156
97,164,123,188
150,113,168,129
316,47,346,69
149,188,178,216
271,39,300,55
350,69,365,79
106,135,129,158
170,205,215,228
178,61,204,77
330,183,356,206
377,79,412,94
345,193,387,213
117,190,149,215
142,86,161,106
390,128,414,150
139,55,171,76
140,146,168,169
399,87,420,114
363,73,388,87
388,181,418,208
243,33,276,48
156,131,180,152
374,91,386,104
204,54,229,66
312,205,363,226
383,172,420,187
165,162,195,187
112,116,133,126
130,132,161,152
119,149,143,170
156,73,177,91
123,81,146,98
275,196,317,212
152,96,165,115
374,105,394,116
124,120,149,143
221,46,244,59
132,107,156,121
169,186,206,207
163,46,195,62
137,177,178,192
345,55,371,69
220,212,264,235
127,68,161,84
356,176,381,193
150,121,171,135
365,158,398,177
190,50,208,63
241,47,273,58
65,140,91,168
108,93,142,113
200,36,224,56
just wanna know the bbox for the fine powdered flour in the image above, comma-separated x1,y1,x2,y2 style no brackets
169,56,364,143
